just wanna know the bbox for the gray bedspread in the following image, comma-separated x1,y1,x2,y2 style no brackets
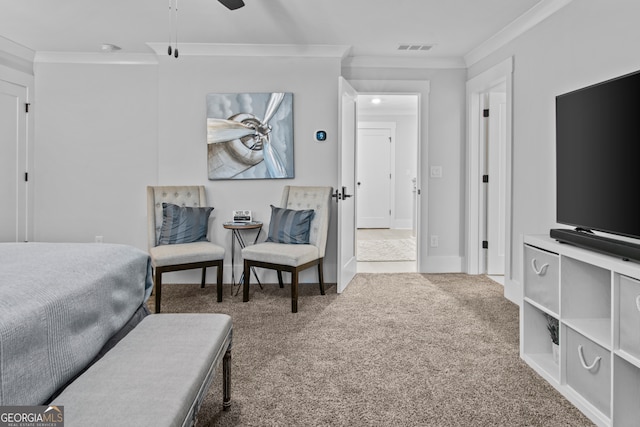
0,242,153,405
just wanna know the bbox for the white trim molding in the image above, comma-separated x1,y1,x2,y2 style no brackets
466,57,514,282
349,79,429,273
34,52,159,65
343,55,466,70
464,0,573,67
425,256,463,273
0,36,35,75
146,43,351,59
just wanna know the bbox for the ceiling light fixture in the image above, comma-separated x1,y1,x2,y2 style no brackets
371,98,382,105
167,0,179,58
167,0,245,59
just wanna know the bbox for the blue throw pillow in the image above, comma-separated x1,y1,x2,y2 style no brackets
266,205,315,244
158,203,213,245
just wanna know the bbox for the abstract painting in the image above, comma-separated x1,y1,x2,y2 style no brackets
206,92,294,180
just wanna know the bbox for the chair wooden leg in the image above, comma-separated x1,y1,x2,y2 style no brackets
318,259,325,295
291,270,299,313
154,270,162,314
277,270,284,288
200,267,207,288
243,260,251,302
216,263,223,303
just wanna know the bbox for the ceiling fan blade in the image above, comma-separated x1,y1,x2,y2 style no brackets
218,0,245,10
207,119,256,144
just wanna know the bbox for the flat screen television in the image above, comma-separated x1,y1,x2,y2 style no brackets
553,69,640,261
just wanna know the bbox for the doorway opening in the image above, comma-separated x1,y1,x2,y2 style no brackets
355,94,419,273
465,57,515,301
481,84,507,285
0,79,29,242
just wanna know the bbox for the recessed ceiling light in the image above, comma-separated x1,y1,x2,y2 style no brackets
371,98,382,105
100,44,122,53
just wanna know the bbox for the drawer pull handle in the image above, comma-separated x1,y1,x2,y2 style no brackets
636,295,640,312
531,259,549,276
578,345,601,371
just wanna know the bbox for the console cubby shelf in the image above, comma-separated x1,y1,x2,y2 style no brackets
522,300,560,384
522,235,640,427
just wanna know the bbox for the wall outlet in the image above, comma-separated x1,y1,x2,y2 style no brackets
430,235,439,247
95,235,103,243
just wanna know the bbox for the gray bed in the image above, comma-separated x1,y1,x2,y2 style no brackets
0,242,153,405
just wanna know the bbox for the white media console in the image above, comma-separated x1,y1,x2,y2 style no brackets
522,235,640,427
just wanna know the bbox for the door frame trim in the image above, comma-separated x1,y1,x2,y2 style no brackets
0,77,32,242
349,79,428,272
1,42,35,242
465,57,513,284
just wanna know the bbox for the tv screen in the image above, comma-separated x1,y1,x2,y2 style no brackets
556,70,640,240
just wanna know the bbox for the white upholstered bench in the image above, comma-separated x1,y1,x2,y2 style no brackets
53,313,232,427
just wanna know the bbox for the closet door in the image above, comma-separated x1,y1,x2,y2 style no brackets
0,79,28,242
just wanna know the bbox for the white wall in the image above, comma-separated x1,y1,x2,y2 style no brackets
467,0,640,292
31,53,342,284
33,59,158,249
155,55,341,283
28,51,467,283
6,41,467,280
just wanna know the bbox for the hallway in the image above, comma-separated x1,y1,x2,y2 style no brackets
356,228,417,273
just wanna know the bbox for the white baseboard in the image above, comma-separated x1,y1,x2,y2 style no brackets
504,278,521,306
422,256,463,273
393,219,413,229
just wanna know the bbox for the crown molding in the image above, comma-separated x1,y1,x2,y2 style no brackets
0,36,35,74
343,55,466,70
464,0,573,67
34,52,159,65
146,43,351,59
0,36,34,61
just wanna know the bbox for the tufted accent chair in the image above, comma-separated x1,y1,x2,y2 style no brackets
241,186,332,313
146,186,225,313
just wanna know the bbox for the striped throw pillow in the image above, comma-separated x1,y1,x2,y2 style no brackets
158,203,213,245
266,205,315,244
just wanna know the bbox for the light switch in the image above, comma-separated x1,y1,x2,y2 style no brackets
430,166,442,178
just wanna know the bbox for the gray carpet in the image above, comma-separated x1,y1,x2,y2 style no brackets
148,273,593,427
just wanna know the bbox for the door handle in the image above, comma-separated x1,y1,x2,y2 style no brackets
341,186,352,200
332,189,341,203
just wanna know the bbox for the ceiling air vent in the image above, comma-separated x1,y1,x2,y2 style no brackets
397,44,433,52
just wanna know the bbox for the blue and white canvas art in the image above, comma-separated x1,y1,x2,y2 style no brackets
206,92,294,180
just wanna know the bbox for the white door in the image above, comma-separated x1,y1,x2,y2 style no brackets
356,127,391,229
337,77,357,293
486,91,507,275
0,80,28,242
